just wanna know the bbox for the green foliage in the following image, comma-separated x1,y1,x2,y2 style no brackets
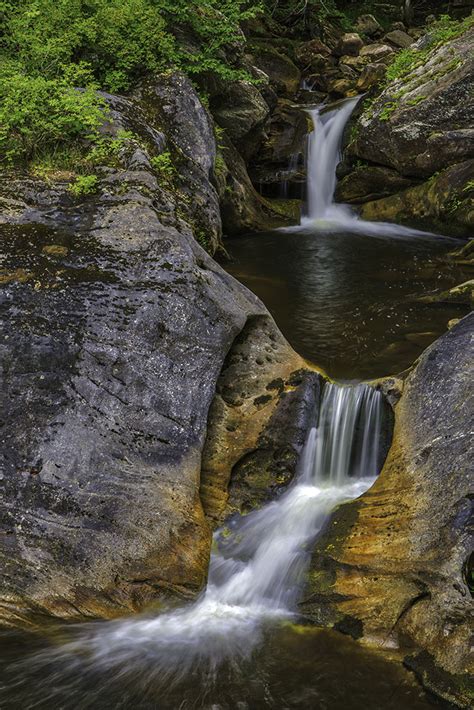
68,174,99,197
150,152,176,181
28,130,138,180
405,95,427,106
0,61,106,165
386,14,473,82
0,0,261,166
379,101,398,121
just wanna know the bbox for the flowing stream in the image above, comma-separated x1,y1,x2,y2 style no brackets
299,98,441,239
224,101,469,379
0,101,455,709
0,384,425,710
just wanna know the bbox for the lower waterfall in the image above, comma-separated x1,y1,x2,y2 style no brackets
14,384,384,694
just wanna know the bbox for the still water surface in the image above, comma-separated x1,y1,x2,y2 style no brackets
222,228,470,380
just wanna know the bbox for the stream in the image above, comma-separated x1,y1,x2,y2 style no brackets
224,99,470,379
0,99,469,709
0,385,435,709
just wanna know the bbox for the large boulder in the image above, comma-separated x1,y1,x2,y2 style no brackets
351,27,474,178
210,80,270,160
0,78,309,627
248,98,307,197
300,314,474,708
134,73,222,252
246,42,301,96
336,165,414,204
383,29,415,48
335,33,364,57
359,43,395,64
358,160,474,236
354,14,383,38
214,132,297,235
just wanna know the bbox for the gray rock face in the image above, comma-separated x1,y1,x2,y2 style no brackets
336,165,413,203
300,314,474,708
0,78,307,626
134,72,222,252
246,42,301,96
352,28,474,178
211,80,270,160
341,26,474,236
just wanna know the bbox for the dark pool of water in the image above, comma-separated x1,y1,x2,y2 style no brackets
0,623,438,710
221,228,471,380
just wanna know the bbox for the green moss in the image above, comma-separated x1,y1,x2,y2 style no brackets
386,14,473,83
379,101,398,121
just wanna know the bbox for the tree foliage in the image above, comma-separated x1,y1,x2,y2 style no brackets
0,0,261,165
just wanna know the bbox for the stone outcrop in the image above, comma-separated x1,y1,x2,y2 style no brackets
300,314,474,708
340,26,474,236
0,76,311,627
358,160,474,236
352,28,474,178
246,41,301,96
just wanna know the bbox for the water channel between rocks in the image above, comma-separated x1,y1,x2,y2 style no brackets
221,227,470,380
1,99,470,710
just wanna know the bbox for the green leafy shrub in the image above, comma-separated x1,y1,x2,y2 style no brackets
0,0,261,166
68,174,99,197
0,61,106,165
150,152,176,181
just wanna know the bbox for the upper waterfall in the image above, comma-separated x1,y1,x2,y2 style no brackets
304,98,360,223
299,99,438,239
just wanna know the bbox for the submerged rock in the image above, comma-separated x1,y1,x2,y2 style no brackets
300,314,474,708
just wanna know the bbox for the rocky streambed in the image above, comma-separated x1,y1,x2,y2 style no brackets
0,10,473,710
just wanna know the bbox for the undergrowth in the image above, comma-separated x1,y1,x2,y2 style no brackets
0,0,261,167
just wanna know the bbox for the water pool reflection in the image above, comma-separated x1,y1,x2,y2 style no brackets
221,229,471,379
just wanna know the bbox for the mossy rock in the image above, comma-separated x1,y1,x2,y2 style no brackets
247,41,301,95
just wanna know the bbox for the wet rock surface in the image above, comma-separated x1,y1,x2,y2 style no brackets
300,314,474,708
0,81,309,626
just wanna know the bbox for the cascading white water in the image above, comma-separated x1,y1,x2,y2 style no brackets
304,98,359,223
20,383,384,689
299,98,437,238
279,152,300,198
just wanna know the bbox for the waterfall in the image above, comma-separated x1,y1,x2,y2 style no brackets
304,98,359,223
299,99,437,238
19,384,384,690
